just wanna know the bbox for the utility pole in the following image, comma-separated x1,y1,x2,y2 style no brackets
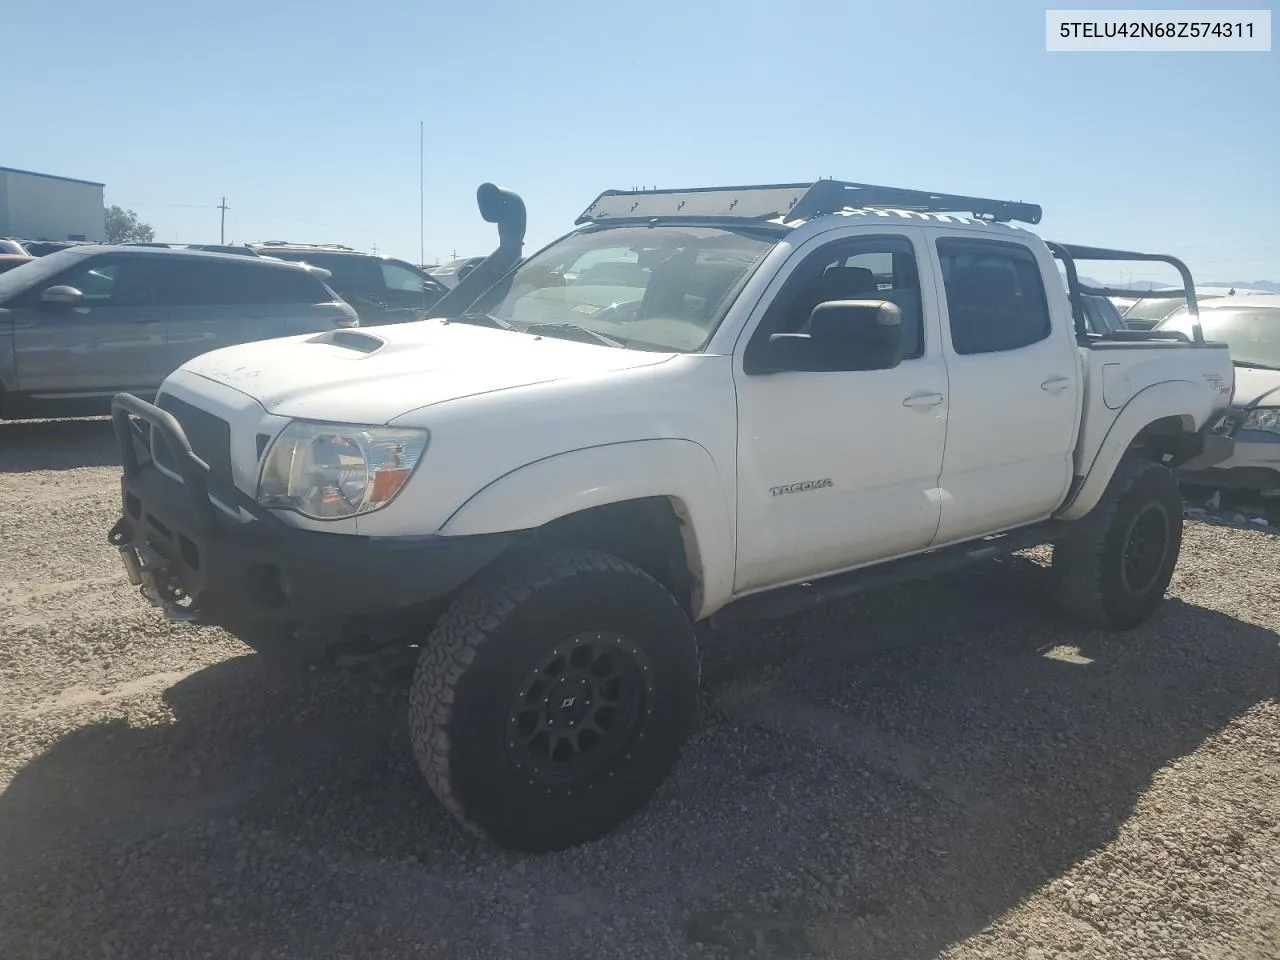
372,242,379,256
217,197,229,244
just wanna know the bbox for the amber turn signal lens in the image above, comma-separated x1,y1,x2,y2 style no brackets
369,465,413,503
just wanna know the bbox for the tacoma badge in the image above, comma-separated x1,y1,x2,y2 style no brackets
769,478,834,497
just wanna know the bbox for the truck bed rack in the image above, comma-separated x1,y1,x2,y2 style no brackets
1046,242,1204,344
576,180,1043,226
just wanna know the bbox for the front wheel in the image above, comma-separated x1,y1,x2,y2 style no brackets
1052,457,1184,630
409,547,700,851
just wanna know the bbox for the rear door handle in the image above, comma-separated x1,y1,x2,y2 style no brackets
903,392,945,409
1041,376,1072,394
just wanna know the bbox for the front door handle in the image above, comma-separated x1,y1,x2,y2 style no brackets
1041,375,1072,394
903,392,945,409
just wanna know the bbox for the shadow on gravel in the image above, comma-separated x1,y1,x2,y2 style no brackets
0,418,118,473
2,558,1278,960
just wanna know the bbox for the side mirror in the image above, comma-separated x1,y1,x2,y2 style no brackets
759,300,906,373
39,285,84,307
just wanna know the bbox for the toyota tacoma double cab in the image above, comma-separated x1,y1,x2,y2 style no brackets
106,179,1236,852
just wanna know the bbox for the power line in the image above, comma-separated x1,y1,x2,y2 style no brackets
419,120,425,267
119,200,359,235
115,201,214,210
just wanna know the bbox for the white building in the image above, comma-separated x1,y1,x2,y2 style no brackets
0,166,105,242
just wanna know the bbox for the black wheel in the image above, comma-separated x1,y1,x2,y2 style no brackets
409,547,700,851
1052,456,1184,630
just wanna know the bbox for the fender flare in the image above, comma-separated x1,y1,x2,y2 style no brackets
1056,379,1210,521
440,439,736,617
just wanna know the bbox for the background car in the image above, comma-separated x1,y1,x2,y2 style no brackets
426,255,486,290
0,254,35,276
1080,292,1128,335
1,238,30,256
0,245,358,420
1156,294,1280,492
1122,294,1204,329
1123,289,1268,329
18,239,87,257
247,242,448,324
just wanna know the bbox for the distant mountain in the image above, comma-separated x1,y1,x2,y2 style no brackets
1203,280,1280,293
1105,280,1177,292
1077,278,1280,295
1076,277,1174,293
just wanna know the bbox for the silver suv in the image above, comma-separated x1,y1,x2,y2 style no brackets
0,245,358,420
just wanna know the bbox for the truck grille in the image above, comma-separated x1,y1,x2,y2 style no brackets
151,394,234,482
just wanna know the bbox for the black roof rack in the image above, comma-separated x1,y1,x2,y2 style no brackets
576,180,1042,226
1045,242,1204,344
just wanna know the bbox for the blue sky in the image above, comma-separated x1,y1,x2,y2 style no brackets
3,0,1276,283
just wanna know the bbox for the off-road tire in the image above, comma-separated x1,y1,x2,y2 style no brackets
409,546,700,852
1052,456,1184,630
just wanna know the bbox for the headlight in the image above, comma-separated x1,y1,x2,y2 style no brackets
1242,408,1280,435
257,421,429,520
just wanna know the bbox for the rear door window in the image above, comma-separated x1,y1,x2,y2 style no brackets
309,256,382,298
237,265,329,304
161,258,327,306
936,239,1052,355
161,259,243,306
381,261,428,292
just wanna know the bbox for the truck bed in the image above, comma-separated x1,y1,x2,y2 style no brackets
1071,336,1234,499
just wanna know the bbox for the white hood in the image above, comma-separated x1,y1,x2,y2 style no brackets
179,319,674,423
1233,366,1280,408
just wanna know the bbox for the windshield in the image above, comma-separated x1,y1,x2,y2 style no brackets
1080,295,1125,334
1123,296,1189,322
461,225,779,352
1159,305,1280,370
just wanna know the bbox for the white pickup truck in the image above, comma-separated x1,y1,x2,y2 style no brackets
106,179,1236,852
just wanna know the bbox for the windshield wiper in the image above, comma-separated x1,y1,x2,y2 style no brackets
452,313,627,348
521,322,627,349
453,311,516,331
1233,360,1280,371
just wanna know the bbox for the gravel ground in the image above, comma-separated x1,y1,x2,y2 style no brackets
1,417,1278,960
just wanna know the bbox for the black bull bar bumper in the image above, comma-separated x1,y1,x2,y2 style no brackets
107,394,512,628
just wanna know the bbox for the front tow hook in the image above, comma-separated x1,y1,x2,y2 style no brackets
107,519,201,623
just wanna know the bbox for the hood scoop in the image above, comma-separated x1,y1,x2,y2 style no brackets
305,329,386,355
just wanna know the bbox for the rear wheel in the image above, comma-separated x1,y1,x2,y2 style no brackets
1052,457,1184,630
409,547,700,851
